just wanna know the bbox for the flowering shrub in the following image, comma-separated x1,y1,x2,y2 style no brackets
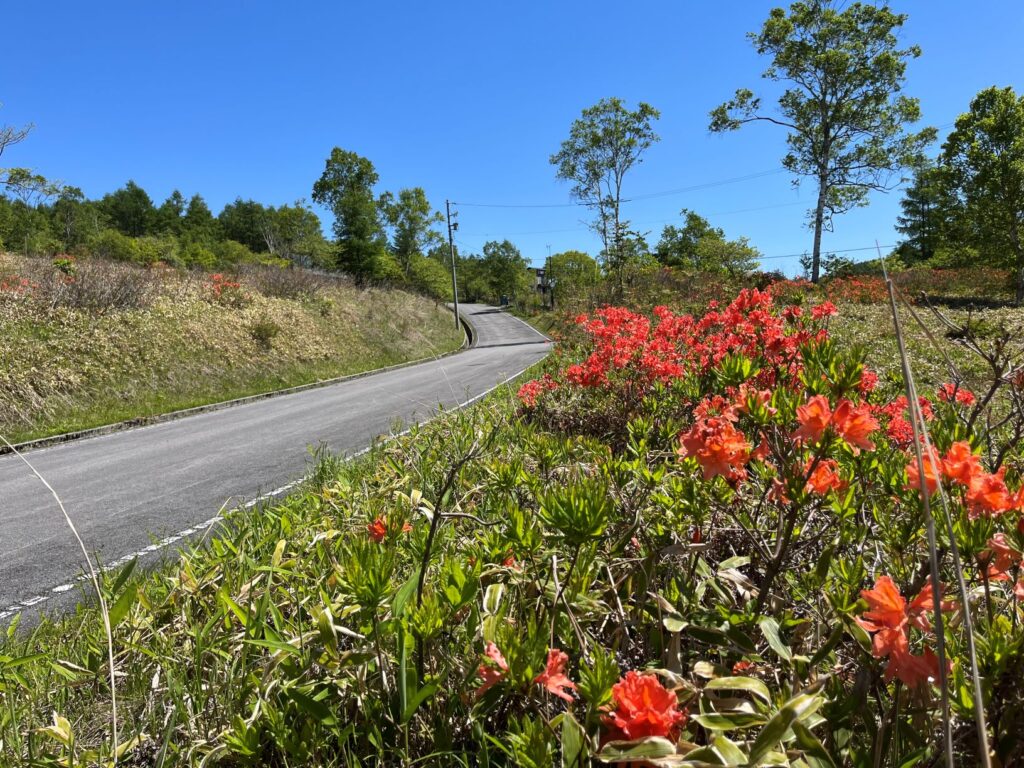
0,274,36,297
206,272,248,306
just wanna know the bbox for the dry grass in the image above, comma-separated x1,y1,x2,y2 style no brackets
0,253,464,443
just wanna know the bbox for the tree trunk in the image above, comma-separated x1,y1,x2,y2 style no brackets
811,175,827,284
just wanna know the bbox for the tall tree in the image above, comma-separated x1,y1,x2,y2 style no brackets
0,109,56,202
547,250,600,301
100,180,155,237
218,198,269,252
655,209,761,274
941,86,1024,302
183,194,217,243
156,190,187,236
710,1,934,282
481,239,531,303
312,148,388,279
550,98,660,272
379,187,443,277
894,162,949,264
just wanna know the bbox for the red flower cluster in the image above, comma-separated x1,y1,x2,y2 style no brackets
856,576,953,688
602,671,688,743
980,534,1024,599
0,275,35,296
516,374,558,407
534,648,576,702
936,383,976,407
209,273,242,299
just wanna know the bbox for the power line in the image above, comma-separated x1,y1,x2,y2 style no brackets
452,167,786,209
459,199,809,238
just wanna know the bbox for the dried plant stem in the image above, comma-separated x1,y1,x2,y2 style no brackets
0,434,119,764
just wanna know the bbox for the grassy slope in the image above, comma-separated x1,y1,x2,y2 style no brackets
0,254,464,443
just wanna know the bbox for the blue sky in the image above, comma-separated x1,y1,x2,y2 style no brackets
4,1,1022,274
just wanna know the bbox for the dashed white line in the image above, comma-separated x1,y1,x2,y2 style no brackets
1,357,545,622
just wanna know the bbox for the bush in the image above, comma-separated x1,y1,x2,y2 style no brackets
87,228,139,263
247,315,281,349
241,264,335,300
30,258,157,312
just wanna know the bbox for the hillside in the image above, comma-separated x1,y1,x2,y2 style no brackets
0,254,464,444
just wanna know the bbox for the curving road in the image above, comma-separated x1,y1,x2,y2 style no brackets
0,304,549,619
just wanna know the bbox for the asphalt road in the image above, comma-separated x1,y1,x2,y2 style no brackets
0,304,549,619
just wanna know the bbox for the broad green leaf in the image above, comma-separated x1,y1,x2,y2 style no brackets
598,736,677,762
693,712,768,730
705,675,772,704
757,617,792,662
108,584,138,628
286,688,337,726
561,711,587,768
401,683,439,723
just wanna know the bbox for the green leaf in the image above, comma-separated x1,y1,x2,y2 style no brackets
598,736,677,762
704,675,772,704
108,584,138,628
401,683,439,724
693,712,768,730
392,569,420,617
286,687,338,726
757,616,792,662
218,589,249,628
561,711,587,768
108,557,137,597
791,720,837,767
747,692,825,765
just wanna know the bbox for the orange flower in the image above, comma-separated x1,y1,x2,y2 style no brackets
475,642,509,698
732,660,754,675
794,395,832,444
980,533,1021,581
367,518,388,542
602,671,688,743
534,649,577,703
831,400,879,454
678,417,751,482
966,467,1013,518
367,517,412,542
941,441,982,486
905,449,941,496
804,457,845,495
856,576,953,688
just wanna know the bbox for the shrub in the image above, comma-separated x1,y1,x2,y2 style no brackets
241,264,334,300
29,258,156,312
247,315,281,349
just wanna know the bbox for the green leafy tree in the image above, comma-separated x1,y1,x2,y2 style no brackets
261,201,327,266
0,109,58,202
481,239,532,304
547,250,600,302
379,187,444,277
218,198,269,252
550,98,660,272
99,180,156,237
710,0,934,283
655,209,760,274
941,86,1024,302
312,148,388,280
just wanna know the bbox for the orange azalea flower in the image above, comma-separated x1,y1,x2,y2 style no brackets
534,648,577,703
941,441,982,486
732,660,754,675
980,533,1022,581
475,642,509,698
367,517,413,542
832,400,879,454
856,576,953,688
678,417,751,482
905,449,941,496
367,518,388,542
804,457,845,495
602,671,688,743
1015,580,1024,601
794,395,832,444
966,467,1013,518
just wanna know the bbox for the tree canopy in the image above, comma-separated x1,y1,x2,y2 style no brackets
655,209,760,275
710,0,934,282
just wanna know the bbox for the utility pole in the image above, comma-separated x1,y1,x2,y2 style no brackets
545,244,552,310
446,200,460,330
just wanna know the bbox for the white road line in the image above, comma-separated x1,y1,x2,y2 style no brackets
1,357,545,622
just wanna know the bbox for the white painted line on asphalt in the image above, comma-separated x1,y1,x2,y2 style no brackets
0,356,546,623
